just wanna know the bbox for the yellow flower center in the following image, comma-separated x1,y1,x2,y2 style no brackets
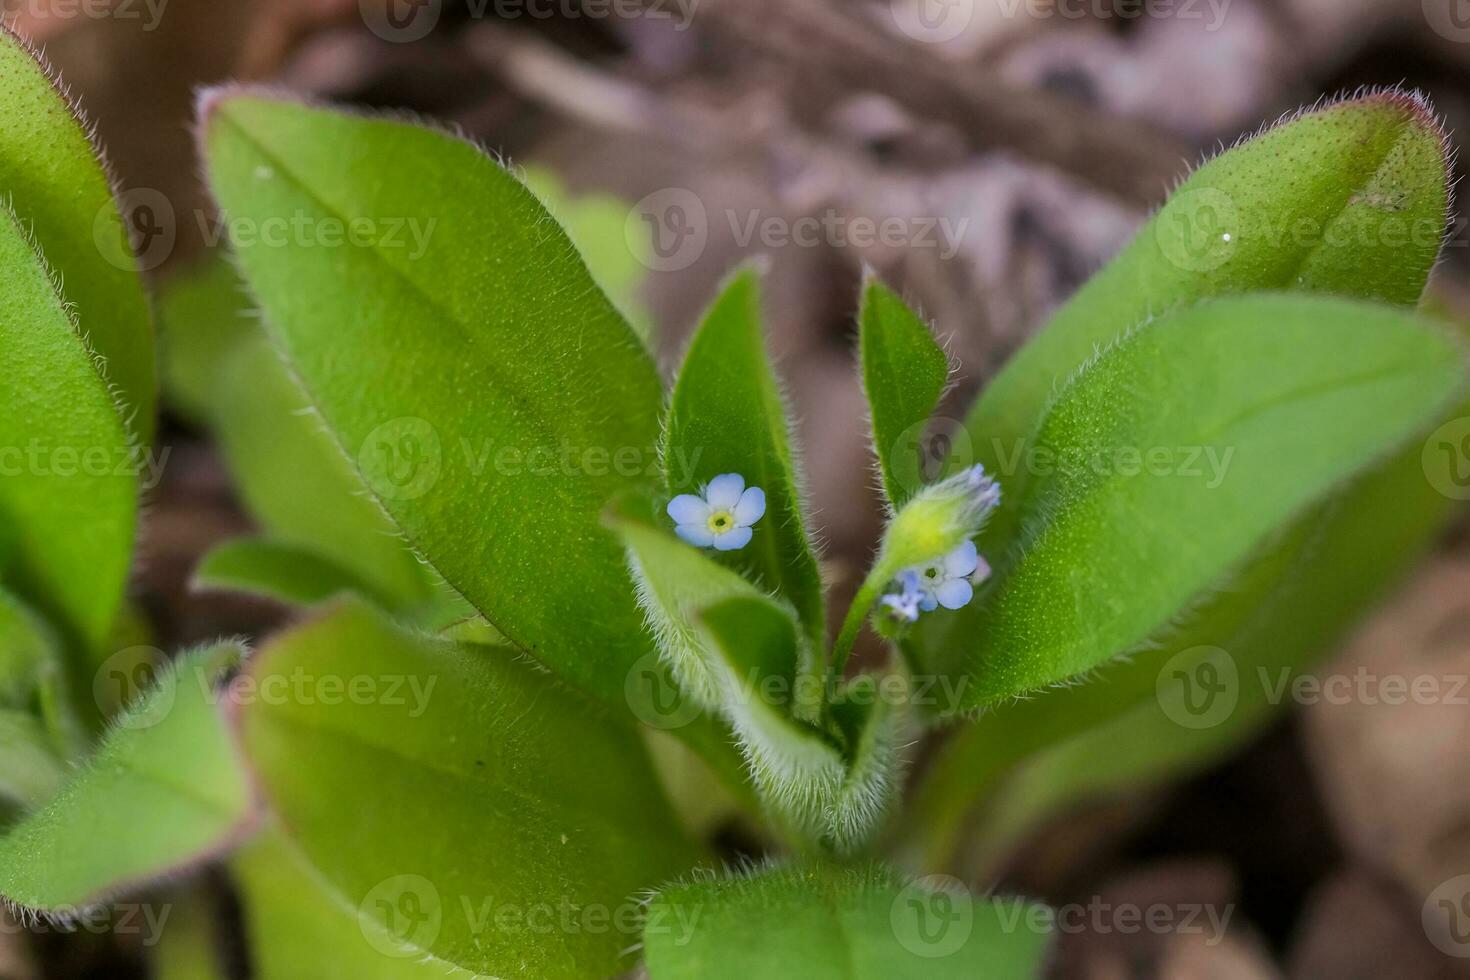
707,509,735,534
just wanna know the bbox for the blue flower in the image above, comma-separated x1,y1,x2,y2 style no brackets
912,539,989,611
881,540,991,621
667,473,766,551
880,569,924,622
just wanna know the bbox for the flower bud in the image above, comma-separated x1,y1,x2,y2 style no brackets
877,464,1001,573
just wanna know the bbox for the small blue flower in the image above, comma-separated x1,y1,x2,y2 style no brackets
912,539,988,611
880,569,924,623
667,473,766,551
881,540,992,621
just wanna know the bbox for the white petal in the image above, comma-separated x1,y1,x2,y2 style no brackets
705,473,745,510
734,486,766,526
974,555,992,584
935,578,974,610
943,539,979,577
712,525,753,551
667,494,711,525
675,523,715,548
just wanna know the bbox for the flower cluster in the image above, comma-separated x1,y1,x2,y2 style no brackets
876,464,1001,623
879,539,991,622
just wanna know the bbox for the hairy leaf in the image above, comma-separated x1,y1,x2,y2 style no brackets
233,829,462,979
239,600,700,979
913,425,1462,868
0,26,155,440
159,255,436,613
663,268,825,644
201,91,663,706
194,536,390,608
0,643,254,910
643,864,1051,979
951,92,1449,560
859,278,950,508
0,202,137,657
926,294,1464,708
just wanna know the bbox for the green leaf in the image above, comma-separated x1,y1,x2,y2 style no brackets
238,599,701,979
0,642,254,910
924,294,1464,709
643,864,1052,979
153,887,228,980
0,26,155,441
951,92,1449,561
614,504,899,849
193,536,390,608
0,711,64,809
0,587,84,763
157,251,253,428
0,201,137,657
697,597,902,851
662,268,825,645
913,423,1463,869
233,829,461,980
159,254,436,613
201,90,664,706
521,166,653,343
859,278,950,508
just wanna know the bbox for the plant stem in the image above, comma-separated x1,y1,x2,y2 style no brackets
827,566,888,688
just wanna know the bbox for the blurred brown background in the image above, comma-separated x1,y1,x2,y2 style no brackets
8,0,1470,976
